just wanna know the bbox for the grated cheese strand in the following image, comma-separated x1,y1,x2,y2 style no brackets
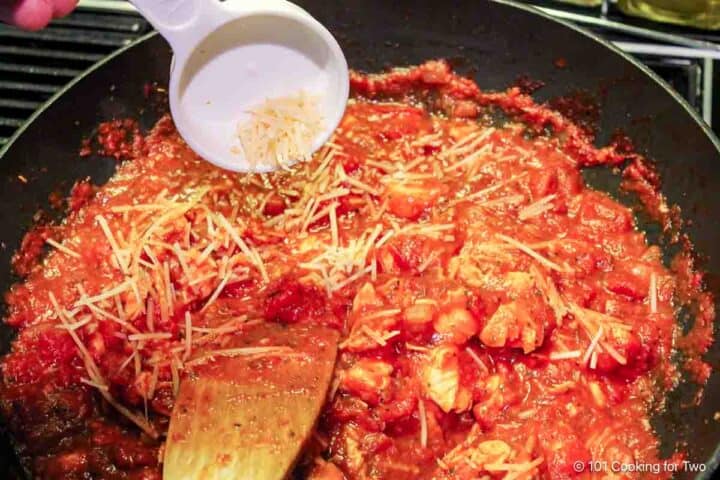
418,399,428,448
236,91,324,170
46,238,81,259
518,194,557,221
96,215,127,273
201,269,232,312
550,350,582,361
650,272,658,314
465,347,489,373
450,172,527,206
497,234,569,273
98,387,159,438
184,311,192,361
582,326,604,366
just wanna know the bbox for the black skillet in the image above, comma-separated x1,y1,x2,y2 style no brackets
0,0,718,478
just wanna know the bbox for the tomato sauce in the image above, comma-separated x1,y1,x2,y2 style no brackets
0,60,714,479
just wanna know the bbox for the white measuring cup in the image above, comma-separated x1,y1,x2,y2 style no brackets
130,0,349,172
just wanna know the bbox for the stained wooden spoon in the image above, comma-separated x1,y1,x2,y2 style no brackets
163,322,339,480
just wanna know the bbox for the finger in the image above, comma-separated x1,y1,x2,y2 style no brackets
0,0,54,31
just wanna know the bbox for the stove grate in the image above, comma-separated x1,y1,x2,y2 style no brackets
0,7,151,147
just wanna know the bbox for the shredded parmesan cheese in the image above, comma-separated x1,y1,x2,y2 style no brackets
128,332,172,342
465,347,489,373
236,91,324,170
418,399,428,448
201,269,232,312
450,172,527,206
650,272,658,314
46,238,81,259
582,326,604,366
183,311,192,361
497,234,569,273
599,340,628,365
99,387,159,438
518,194,557,220
550,350,582,361
81,377,109,391
96,215,127,273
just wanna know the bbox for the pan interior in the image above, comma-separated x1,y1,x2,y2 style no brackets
0,1,718,478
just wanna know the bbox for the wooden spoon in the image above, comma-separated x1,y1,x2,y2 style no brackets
163,322,339,480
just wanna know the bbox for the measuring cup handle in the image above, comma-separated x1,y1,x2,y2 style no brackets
129,0,201,49
131,0,316,55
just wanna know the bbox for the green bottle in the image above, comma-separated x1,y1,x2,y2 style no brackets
618,0,720,30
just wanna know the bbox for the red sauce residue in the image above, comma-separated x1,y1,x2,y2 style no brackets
0,59,714,480
48,190,64,211
10,224,51,277
79,138,92,157
685,357,712,384
673,252,716,359
548,90,601,136
68,179,96,213
95,119,146,161
264,278,337,328
513,75,545,95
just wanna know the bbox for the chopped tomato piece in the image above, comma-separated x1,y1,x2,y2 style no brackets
262,193,286,216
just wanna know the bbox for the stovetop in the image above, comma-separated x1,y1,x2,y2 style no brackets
525,0,720,131
0,1,152,148
1,0,719,146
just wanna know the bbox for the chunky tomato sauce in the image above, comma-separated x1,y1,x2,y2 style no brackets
0,61,714,480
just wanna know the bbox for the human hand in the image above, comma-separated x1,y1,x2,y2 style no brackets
0,0,77,31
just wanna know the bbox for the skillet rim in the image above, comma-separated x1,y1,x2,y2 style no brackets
0,0,718,477
0,30,158,160
3,2,720,160
491,0,720,156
